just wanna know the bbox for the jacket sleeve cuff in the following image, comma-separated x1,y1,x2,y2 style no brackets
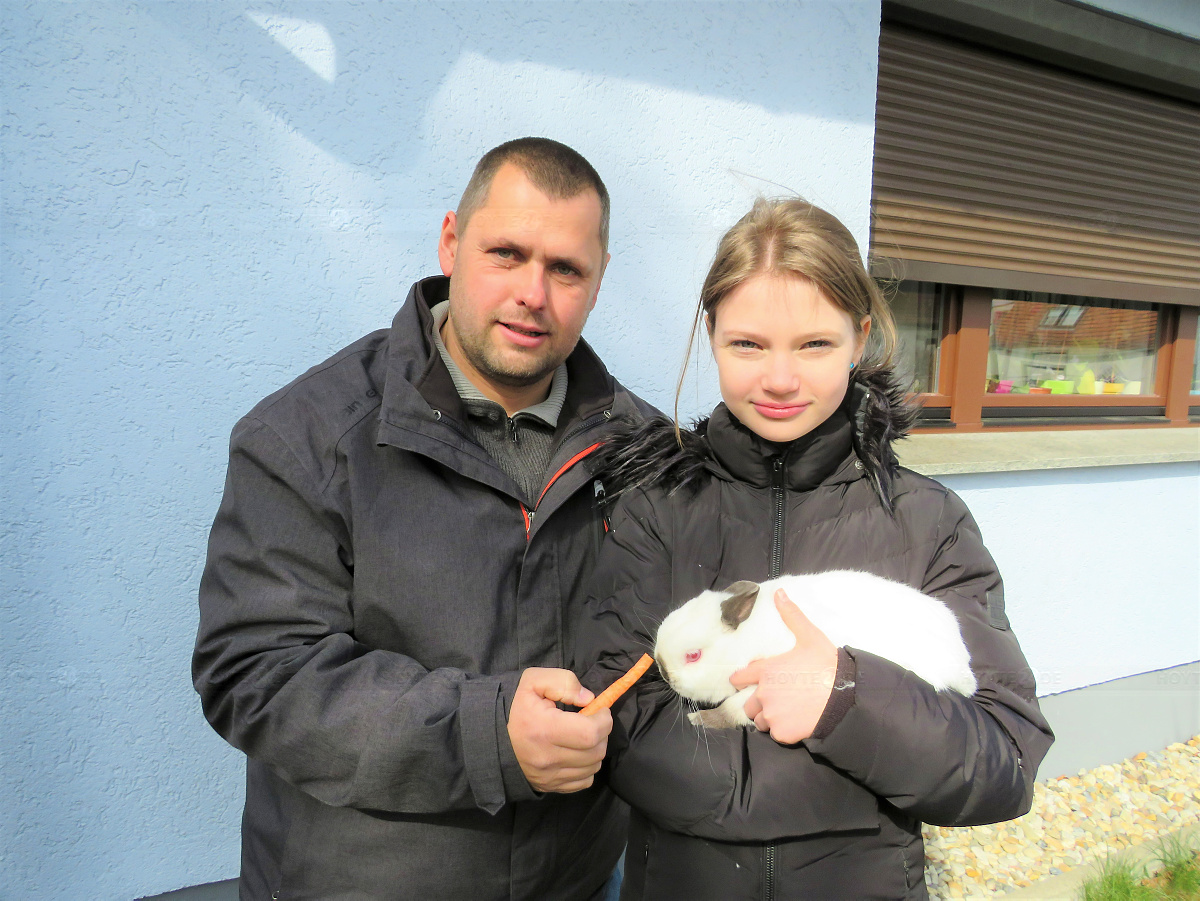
809,647,857,741
495,671,539,803
460,675,532,814
803,649,908,777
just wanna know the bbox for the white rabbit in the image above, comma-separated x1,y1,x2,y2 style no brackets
653,571,977,729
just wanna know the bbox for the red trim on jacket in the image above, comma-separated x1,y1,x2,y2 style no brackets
523,441,604,540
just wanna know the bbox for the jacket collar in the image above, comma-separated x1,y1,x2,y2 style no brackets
377,275,617,443
705,394,855,491
704,372,913,506
596,369,913,507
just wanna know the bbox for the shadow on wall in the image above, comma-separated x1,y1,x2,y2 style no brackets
143,1,875,173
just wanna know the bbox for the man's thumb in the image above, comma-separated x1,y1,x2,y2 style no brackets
523,667,594,707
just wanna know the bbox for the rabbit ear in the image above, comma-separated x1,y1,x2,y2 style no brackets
720,581,760,630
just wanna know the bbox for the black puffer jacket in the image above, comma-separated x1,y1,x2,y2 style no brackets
578,373,1053,900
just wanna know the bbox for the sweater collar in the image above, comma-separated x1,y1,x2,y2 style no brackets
428,300,568,427
705,391,857,491
379,275,616,435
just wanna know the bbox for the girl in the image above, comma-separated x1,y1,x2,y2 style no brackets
578,198,1053,900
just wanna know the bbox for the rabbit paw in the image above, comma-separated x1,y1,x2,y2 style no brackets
688,690,756,729
688,707,737,729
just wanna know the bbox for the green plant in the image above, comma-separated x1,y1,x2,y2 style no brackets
1077,833,1200,901
1081,855,1157,901
1151,833,1200,898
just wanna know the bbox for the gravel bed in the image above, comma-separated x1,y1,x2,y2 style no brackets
922,735,1200,898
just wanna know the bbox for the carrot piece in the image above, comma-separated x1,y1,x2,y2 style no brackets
580,653,654,715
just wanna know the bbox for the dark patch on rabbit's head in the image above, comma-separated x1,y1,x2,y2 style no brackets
720,581,760,630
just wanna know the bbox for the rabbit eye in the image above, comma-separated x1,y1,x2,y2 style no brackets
685,650,702,664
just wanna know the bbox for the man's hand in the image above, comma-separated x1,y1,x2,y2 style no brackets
730,589,838,745
507,667,612,793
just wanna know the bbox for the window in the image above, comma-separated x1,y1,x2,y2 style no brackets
891,281,945,395
872,21,1200,431
1193,334,1200,395
987,292,1158,397
889,282,1199,429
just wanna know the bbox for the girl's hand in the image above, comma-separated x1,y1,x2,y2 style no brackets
729,589,838,744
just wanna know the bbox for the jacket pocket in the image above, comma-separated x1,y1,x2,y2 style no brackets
271,798,311,901
898,828,928,899
629,812,762,901
620,810,652,901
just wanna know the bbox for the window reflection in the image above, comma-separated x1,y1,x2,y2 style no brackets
1193,331,1200,394
891,281,944,394
987,291,1159,396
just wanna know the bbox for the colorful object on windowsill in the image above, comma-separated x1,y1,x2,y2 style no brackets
1029,386,1052,394
1042,380,1075,395
992,379,1013,394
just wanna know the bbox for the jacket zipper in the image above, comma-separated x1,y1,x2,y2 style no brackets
521,439,605,541
428,409,607,482
558,410,609,447
770,456,785,578
764,841,776,900
517,411,610,539
427,408,609,539
764,455,787,899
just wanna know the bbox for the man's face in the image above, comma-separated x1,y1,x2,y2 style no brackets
437,163,608,407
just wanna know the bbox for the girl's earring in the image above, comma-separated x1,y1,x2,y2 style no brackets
849,362,856,371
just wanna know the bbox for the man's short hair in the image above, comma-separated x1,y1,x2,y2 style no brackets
456,138,610,252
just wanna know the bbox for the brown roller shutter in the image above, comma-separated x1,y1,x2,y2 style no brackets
870,24,1200,306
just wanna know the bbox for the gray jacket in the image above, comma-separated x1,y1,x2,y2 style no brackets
194,276,653,900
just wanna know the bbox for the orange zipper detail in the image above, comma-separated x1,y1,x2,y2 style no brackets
524,441,603,541
536,442,603,509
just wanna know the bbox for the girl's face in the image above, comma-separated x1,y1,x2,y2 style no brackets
708,274,869,443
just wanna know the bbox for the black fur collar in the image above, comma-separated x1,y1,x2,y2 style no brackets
594,368,916,509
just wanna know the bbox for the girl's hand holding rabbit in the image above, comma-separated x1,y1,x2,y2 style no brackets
730,589,838,744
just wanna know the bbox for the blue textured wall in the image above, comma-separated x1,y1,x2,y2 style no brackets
1,2,882,897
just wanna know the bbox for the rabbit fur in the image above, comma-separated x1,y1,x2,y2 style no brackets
653,571,977,729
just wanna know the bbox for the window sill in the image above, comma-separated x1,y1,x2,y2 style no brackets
896,427,1200,475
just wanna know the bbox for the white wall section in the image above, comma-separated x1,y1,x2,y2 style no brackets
941,463,1200,696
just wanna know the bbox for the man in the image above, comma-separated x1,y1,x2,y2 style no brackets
194,138,653,899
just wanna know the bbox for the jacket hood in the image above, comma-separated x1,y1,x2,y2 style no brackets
595,368,916,508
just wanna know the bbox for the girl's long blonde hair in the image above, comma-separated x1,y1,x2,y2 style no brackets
675,197,897,430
